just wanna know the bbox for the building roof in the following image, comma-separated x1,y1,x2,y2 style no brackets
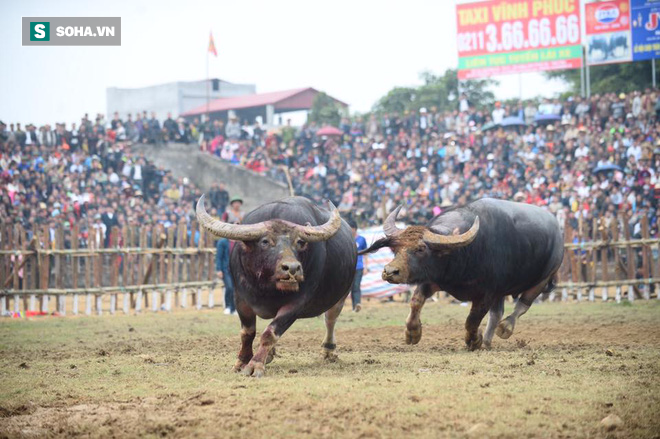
182,87,347,117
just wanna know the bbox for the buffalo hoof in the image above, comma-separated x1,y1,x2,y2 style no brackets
483,339,493,350
405,325,422,345
496,319,514,339
322,349,338,362
466,330,483,351
266,347,276,365
242,360,265,378
233,359,250,373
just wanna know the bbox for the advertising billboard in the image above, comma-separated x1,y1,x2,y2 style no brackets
585,1,632,65
456,0,583,79
631,0,660,60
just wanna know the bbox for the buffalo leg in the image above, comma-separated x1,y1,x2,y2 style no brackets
483,297,504,349
321,293,348,361
465,298,491,351
405,283,436,345
496,274,552,340
242,309,297,378
234,302,257,372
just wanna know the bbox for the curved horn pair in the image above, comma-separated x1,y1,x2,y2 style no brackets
196,195,341,242
383,205,479,249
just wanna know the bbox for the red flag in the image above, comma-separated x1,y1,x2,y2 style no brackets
208,31,217,57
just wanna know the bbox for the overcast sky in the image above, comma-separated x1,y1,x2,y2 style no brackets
0,0,567,127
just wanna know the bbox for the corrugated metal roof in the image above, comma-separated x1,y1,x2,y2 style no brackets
182,87,347,116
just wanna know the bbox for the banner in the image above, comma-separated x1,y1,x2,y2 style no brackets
359,226,410,299
456,0,583,79
631,0,660,61
585,1,632,65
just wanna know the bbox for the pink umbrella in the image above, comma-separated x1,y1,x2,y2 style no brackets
316,126,343,137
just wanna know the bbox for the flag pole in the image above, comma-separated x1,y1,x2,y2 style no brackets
206,43,210,120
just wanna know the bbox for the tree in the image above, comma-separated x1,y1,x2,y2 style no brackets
308,92,344,126
372,87,416,114
372,69,497,114
545,61,656,95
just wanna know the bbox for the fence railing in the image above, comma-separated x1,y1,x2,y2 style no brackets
0,221,218,316
1,213,659,317
556,214,660,302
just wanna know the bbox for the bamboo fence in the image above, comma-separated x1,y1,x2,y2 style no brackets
1,212,659,317
0,220,218,316
555,213,660,302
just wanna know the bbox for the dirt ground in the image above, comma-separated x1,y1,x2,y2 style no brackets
1,300,659,438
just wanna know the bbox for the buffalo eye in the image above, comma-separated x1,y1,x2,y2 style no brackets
414,246,426,254
296,239,308,250
259,237,271,248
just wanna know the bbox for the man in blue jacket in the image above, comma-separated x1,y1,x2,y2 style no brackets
348,219,368,312
215,237,235,315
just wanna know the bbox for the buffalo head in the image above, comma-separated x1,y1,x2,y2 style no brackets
196,195,341,292
360,206,479,284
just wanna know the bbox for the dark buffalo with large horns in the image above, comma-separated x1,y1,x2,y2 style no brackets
197,195,356,377
360,198,563,350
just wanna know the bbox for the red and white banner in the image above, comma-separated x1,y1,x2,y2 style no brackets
456,0,583,79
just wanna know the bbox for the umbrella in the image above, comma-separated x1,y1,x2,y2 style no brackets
501,116,526,127
316,126,343,137
481,121,500,131
593,164,623,174
534,114,561,125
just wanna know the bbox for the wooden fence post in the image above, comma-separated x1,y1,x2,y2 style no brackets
623,212,635,301
12,225,20,313
121,226,130,314
641,215,651,300
611,218,622,303
599,218,609,301
207,231,215,308
40,225,51,313
56,226,66,315
165,226,175,312
20,225,28,313
588,218,597,302
71,223,79,315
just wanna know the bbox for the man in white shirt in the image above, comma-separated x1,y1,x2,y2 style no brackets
575,144,589,159
492,102,505,124
626,143,642,161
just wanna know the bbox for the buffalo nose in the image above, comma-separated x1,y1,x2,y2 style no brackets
281,261,301,275
384,266,400,277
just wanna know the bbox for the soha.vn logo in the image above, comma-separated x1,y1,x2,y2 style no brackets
29,22,50,41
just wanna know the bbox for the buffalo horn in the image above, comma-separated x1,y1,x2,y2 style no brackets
196,194,269,241
423,216,480,250
280,201,341,242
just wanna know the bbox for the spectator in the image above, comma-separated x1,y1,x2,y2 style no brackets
215,235,235,315
349,219,367,312
223,196,244,224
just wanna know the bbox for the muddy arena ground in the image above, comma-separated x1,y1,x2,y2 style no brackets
1,300,659,438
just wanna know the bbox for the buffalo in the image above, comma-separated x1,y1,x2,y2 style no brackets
197,195,356,377
360,199,563,350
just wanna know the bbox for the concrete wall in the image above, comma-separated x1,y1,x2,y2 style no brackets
106,79,256,121
132,142,289,213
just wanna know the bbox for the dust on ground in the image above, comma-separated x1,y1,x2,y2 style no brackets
1,301,659,438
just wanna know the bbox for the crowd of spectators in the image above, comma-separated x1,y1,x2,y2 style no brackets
194,90,660,238
3,87,660,247
0,112,232,247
